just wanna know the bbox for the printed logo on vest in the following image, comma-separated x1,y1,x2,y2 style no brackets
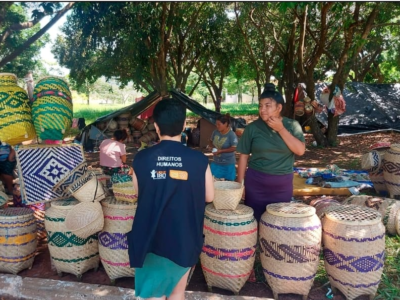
169,170,188,181
151,170,167,180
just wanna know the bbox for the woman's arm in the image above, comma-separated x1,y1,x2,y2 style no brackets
120,154,127,164
205,165,214,202
236,153,249,184
214,146,236,155
278,128,305,156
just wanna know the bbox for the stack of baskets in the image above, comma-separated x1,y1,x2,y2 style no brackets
259,203,322,300
0,73,36,145
99,197,137,283
0,207,38,274
44,199,99,279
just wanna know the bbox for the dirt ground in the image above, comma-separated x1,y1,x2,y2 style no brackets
14,117,400,299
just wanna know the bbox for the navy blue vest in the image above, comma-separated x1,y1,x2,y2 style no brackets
127,140,209,268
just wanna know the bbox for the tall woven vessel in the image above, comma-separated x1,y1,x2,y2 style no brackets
44,199,99,279
32,77,73,141
0,207,37,274
99,197,136,283
382,144,400,199
200,204,257,294
0,73,36,145
322,205,385,300
259,203,321,300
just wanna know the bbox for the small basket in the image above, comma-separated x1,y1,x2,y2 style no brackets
52,162,88,196
65,201,104,239
112,183,137,203
69,172,106,202
360,150,381,172
213,181,243,210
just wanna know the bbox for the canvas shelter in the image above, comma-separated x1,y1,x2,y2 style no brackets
78,89,246,151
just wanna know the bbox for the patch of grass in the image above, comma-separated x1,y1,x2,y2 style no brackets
186,103,258,117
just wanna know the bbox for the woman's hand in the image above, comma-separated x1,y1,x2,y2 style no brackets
266,116,284,132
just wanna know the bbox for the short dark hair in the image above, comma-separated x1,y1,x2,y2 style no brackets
153,98,186,137
216,113,231,126
259,83,285,106
113,129,128,141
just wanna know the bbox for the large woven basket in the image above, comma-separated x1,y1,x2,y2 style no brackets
65,201,104,239
69,172,106,202
44,199,99,278
112,182,137,203
99,197,137,283
213,181,244,210
343,195,400,235
260,203,321,300
52,161,88,196
200,204,257,295
361,150,382,173
382,144,400,199
369,170,388,196
111,173,132,184
322,205,385,300
32,76,73,141
0,73,36,145
0,207,37,274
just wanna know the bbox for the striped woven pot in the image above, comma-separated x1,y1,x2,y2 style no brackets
259,203,321,300
0,73,36,145
44,199,99,279
322,205,385,300
382,144,400,199
0,207,37,274
200,204,257,295
99,197,137,283
32,77,73,141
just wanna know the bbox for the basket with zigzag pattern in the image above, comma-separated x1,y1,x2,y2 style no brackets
44,199,99,278
32,77,73,141
112,182,137,203
0,207,37,274
0,73,36,145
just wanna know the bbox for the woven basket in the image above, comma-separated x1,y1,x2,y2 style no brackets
322,205,385,300
52,162,88,196
309,198,341,219
65,201,104,239
117,113,131,129
361,150,381,172
32,76,73,141
112,183,137,203
69,172,106,202
369,170,388,196
0,73,36,145
129,117,146,131
260,203,321,300
343,195,400,235
382,144,400,199
200,204,257,294
44,199,99,278
213,181,244,210
99,197,137,282
0,207,37,274
111,173,132,184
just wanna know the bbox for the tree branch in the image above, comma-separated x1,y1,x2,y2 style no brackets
0,2,75,68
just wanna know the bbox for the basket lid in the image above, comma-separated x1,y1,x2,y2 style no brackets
0,207,33,219
51,198,80,209
205,203,254,220
101,196,137,209
214,181,243,190
325,204,381,225
267,203,316,218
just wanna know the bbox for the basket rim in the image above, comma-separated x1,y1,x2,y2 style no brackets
213,181,243,191
0,73,17,79
205,203,254,220
101,197,137,209
0,207,34,219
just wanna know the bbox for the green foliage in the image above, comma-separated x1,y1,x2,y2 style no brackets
0,3,49,77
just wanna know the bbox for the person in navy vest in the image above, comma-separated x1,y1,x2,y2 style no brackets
127,98,214,299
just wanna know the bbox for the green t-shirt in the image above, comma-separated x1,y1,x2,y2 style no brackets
236,117,305,175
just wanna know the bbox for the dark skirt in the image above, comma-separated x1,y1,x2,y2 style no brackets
244,168,293,222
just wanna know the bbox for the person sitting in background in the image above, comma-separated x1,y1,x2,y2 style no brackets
207,113,238,181
181,131,188,146
236,83,305,221
0,141,16,195
99,129,128,176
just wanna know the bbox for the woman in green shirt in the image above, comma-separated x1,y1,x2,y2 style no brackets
236,83,305,221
